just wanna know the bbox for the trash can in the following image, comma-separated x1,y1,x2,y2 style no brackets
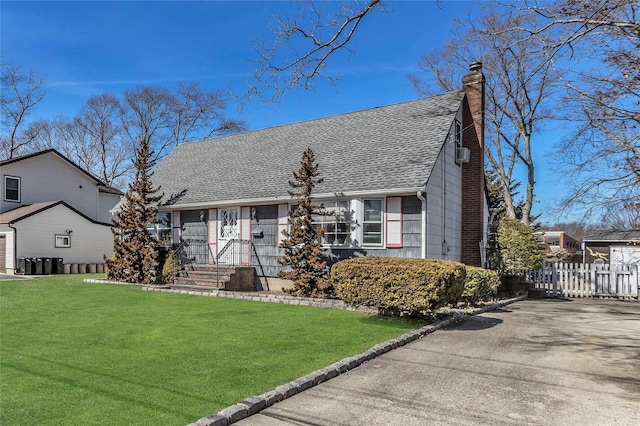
34,258,43,275
87,263,97,273
24,258,33,275
78,263,86,274
52,258,64,274
18,257,26,274
41,258,51,275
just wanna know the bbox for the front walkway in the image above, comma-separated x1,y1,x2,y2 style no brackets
235,298,639,425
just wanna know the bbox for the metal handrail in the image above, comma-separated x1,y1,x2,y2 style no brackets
215,239,268,290
169,239,192,268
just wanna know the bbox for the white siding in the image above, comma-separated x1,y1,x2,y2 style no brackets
13,204,113,264
98,192,121,223
610,245,640,266
0,229,15,273
425,111,464,261
1,152,101,220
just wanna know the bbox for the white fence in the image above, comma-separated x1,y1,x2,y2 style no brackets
524,263,639,299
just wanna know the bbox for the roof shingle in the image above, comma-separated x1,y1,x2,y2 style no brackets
153,92,465,207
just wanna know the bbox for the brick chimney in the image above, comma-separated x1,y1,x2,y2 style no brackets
461,61,486,267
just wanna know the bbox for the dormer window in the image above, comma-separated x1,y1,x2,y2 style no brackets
4,176,20,202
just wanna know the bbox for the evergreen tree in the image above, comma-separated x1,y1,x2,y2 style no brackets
497,216,544,274
278,147,333,298
105,138,162,284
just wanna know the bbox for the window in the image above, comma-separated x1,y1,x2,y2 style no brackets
4,176,20,202
55,235,71,248
147,212,172,242
363,199,383,245
314,200,351,245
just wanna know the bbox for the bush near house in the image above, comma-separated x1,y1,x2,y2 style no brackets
332,257,466,318
461,266,500,304
497,216,544,273
161,255,180,284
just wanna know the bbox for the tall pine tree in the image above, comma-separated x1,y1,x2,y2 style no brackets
278,148,333,298
105,137,162,284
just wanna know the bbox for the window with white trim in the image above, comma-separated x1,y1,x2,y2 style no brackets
4,176,20,202
314,200,351,245
362,199,383,245
147,212,172,242
55,235,71,248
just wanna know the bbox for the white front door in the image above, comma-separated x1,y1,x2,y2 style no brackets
218,208,240,262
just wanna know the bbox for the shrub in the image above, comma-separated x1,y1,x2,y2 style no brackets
161,255,180,284
497,217,544,273
461,266,499,303
331,257,466,318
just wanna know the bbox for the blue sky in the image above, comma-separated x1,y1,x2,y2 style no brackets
1,0,569,223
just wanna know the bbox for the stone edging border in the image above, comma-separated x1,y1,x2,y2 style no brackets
83,279,380,314
186,294,528,426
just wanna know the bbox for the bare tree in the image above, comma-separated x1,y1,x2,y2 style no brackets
124,85,245,163
76,93,132,187
0,63,46,158
410,8,558,225
121,86,174,163
247,0,383,103
168,82,245,146
600,203,640,230
520,0,639,218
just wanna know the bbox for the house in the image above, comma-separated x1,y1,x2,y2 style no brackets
0,149,122,274
539,231,582,262
152,63,488,282
583,229,640,266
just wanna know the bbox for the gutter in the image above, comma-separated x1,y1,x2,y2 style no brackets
157,187,427,211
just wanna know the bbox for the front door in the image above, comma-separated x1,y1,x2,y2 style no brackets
218,208,240,263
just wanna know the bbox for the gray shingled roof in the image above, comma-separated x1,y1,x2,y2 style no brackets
153,92,465,207
583,229,640,242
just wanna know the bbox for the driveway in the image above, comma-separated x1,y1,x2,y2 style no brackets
237,298,640,425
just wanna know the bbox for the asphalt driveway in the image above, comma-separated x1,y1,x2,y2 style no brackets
237,298,640,425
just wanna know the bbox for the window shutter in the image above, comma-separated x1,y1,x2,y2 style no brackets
208,209,217,264
240,206,252,240
277,204,289,247
172,211,181,243
386,197,403,248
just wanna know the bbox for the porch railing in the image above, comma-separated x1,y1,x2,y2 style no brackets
216,239,268,291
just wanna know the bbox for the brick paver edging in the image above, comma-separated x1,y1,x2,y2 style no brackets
186,294,528,426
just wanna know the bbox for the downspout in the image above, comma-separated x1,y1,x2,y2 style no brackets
9,222,17,274
416,190,427,259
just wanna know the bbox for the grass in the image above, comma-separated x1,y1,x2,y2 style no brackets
1,275,425,425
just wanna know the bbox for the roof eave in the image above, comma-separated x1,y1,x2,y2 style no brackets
158,186,427,210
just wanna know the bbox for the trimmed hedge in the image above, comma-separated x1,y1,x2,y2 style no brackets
331,257,466,318
462,266,499,303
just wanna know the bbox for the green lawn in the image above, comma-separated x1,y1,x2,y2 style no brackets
1,275,424,425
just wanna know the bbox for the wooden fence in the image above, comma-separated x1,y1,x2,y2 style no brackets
524,263,639,299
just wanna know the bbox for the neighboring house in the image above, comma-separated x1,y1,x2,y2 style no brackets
152,63,488,278
540,231,582,261
583,229,640,266
0,149,122,274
